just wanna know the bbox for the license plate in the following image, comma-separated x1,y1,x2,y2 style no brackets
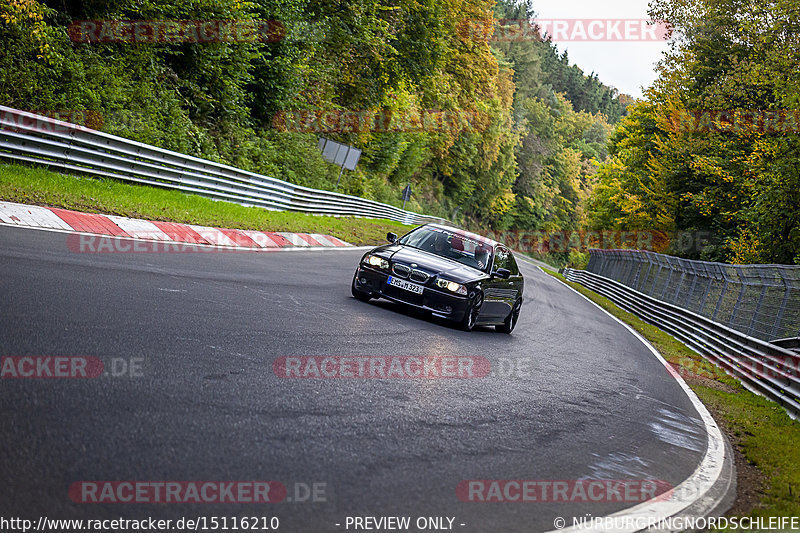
387,276,424,294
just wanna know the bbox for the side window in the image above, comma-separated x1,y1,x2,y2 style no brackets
494,247,509,271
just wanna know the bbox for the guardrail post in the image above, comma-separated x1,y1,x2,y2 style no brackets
728,283,748,327
586,251,597,271
748,285,769,337
630,254,643,288
685,268,699,309
660,263,674,300
631,255,644,286
639,259,653,292
673,270,686,304
699,276,714,316
652,263,664,297
712,279,729,321
622,254,634,284
609,252,619,280
65,126,76,167
771,282,792,339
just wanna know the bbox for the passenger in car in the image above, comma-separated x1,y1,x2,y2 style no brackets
475,247,490,270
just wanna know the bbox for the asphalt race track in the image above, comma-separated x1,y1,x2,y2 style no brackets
0,225,709,532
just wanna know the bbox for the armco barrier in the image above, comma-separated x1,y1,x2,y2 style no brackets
0,106,447,226
563,268,800,420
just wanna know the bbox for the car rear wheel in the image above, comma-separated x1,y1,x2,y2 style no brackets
460,292,483,331
496,298,522,334
351,274,372,302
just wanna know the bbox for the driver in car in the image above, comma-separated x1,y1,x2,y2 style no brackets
431,232,458,259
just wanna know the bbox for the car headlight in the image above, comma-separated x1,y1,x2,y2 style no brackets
363,254,389,270
437,279,468,295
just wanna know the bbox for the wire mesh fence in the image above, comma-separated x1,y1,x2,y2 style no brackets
586,249,800,342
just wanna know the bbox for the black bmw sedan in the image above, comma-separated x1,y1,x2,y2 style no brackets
351,224,524,332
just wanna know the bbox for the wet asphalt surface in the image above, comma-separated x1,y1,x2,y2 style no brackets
0,225,708,532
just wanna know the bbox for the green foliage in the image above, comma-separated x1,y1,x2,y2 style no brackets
0,0,624,233
589,0,800,264
489,0,621,235
510,93,611,232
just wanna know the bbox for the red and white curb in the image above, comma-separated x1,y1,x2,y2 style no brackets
0,201,352,251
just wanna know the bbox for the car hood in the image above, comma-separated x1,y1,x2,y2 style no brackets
375,245,486,282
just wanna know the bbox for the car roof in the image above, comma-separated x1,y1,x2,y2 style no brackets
421,224,500,248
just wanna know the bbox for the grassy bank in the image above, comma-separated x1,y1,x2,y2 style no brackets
524,251,588,271
545,270,800,521
0,163,413,245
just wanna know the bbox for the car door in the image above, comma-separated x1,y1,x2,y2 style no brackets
506,252,523,302
482,246,518,319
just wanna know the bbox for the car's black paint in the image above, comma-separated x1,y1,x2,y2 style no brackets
352,224,524,332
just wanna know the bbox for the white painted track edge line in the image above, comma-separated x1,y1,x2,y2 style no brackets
538,266,729,533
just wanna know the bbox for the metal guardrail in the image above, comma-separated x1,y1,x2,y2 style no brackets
0,106,447,226
563,267,800,420
586,248,800,342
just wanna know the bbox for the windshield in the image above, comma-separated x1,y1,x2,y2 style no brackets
398,226,494,272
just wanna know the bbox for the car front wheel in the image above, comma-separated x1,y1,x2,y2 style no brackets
351,274,372,302
460,292,483,331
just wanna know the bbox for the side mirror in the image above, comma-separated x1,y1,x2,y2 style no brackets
492,268,511,280
387,232,398,243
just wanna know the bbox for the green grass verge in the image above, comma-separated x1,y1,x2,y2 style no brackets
522,251,590,272
545,269,800,520
0,163,413,246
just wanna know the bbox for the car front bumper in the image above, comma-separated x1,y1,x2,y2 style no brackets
354,266,471,320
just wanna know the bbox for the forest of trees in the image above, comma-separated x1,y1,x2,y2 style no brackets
7,0,791,264
589,0,800,265
0,0,626,246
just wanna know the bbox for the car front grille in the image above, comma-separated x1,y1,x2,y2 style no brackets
409,269,429,283
392,264,411,278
